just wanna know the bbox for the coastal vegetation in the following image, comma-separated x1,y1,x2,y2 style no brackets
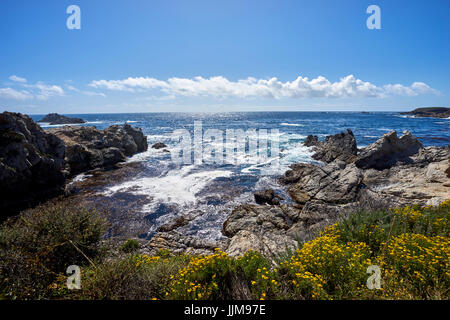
1,200,448,300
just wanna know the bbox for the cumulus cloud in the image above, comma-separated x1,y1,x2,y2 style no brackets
9,75,27,83
89,75,439,99
0,79,65,101
0,87,33,100
22,82,65,100
66,84,106,97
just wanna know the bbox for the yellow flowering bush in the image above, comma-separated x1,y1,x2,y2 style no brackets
279,234,372,298
168,249,234,300
381,233,449,298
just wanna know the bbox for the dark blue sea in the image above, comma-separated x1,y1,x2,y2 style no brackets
30,112,450,240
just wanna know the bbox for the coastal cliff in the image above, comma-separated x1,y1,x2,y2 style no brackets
0,112,148,216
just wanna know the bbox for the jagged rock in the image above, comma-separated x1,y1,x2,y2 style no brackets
304,135,319,147
226,230,296,258
0,112,66,216
254,188,283,205
307,129,357,163
49,124,148,176
223,204,298,257
151,142,167,149
361,147,450,205
222,204,291,238
38,113,85,125
355,130,423,170
157,216,188,232
284,162,363,205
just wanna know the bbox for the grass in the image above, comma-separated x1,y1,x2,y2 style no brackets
0,199,448,300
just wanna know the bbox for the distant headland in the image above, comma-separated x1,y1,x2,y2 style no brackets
400,107,450,119
37,113,86,125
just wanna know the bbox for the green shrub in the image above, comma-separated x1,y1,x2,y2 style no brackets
120,239,140,253
75,253,191,300
0,200,108,299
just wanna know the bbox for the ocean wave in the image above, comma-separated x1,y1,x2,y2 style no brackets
280,122,304,127
101,165,233,207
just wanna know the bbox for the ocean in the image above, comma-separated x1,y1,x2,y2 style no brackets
31,112,450,240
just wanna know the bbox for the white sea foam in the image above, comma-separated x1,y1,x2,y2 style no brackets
68,173,93,184
280,122,304,127
102,165,233,207
377,128,394,132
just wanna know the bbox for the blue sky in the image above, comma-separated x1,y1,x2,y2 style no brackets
0,0,449,114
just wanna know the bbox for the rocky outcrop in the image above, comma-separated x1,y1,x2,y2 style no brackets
305,129,358,163
400,107,450,119
281,161,363,205
151,142,167,149
38,113,85,125
220,130,449,257
49,124,148,176
0,112,66,216
355,130,422,170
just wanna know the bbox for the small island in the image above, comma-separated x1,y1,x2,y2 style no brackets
38,113,86,125
400,107,450,118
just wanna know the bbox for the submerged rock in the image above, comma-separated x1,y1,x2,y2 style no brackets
38,113,85,125
49,123,148,176
0,112,66,216
151,142,167,149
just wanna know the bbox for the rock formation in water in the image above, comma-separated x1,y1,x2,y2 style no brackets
48,123,148,176
305,129,358,163
400,107,450,119
1,112,148,216
38,113,86,125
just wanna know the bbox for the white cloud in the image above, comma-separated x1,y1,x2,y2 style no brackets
66,84,106,97
23,82,65,100
66,85,80,92
89,75,439,99
0,87,33,100
9,75,27,83
82,91,106,97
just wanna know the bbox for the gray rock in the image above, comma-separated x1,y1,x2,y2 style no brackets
285,162,363,205
304,135,319,147
308,129,358,163
355,130,423,170
49,124,148,176
254,188,283,205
